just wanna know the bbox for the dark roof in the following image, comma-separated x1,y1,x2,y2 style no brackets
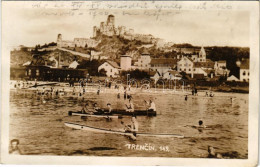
240,59,249,69
106,60,120,69
218,60,226,63
150,58,177,65
194,60,214,68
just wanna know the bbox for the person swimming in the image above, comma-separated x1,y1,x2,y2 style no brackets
198,120,206,128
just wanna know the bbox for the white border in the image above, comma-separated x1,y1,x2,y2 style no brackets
1,1,259,166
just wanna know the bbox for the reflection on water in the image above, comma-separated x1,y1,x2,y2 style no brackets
10,89,248,158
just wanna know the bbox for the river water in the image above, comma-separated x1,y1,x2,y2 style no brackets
9,88,248,158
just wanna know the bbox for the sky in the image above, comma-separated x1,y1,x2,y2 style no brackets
3,5,249,48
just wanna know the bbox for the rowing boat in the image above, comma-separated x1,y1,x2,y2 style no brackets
69,112,121,119
68,109,156,117
111,109,156,116
64,122,184,138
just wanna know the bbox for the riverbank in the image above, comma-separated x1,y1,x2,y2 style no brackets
10,80,249,94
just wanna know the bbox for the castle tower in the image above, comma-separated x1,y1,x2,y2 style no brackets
106,15,115,36
57,34,62,47
107,15,115,26
100,22,105,32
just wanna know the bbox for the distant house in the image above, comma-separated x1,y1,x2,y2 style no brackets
151,70,161,82
193,60,215,77
98,60,120,78
240,59,249,82
120,55,132,71
69,60,79,69
150,58,177,76
134,51,151,70
163,70,181,80
150,70,181,81
214,60,230,76
214,60,227,69
227,75,239,82
177,56,193,75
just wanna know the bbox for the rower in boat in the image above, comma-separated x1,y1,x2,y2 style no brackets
104,103,112,115
124,116,139,139
81,103,89,114
81,102,102,114
144,99,156,114
148,100,156,113
125,98,134,112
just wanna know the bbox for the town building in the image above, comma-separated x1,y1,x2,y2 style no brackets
214,60,230,76
98,60,120,78
151,70,181,82
240,59,249,82
177,46,218,78
120,55,132,71
177,56,193,75
227,75,239,82
150,58,177,76
68,60,79,69
134,51,151,70
191,46,206,62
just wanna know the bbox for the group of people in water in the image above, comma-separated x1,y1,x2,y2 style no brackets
35,87,66,97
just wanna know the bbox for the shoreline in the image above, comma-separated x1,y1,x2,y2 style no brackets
10,80,249,94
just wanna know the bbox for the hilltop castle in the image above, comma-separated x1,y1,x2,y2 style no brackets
93,15,133,37
93,15,164,46
57,15,167,49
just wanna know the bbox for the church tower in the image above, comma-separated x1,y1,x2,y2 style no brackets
198,46,206,62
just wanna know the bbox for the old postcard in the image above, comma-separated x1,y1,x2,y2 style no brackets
1,1,259,166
